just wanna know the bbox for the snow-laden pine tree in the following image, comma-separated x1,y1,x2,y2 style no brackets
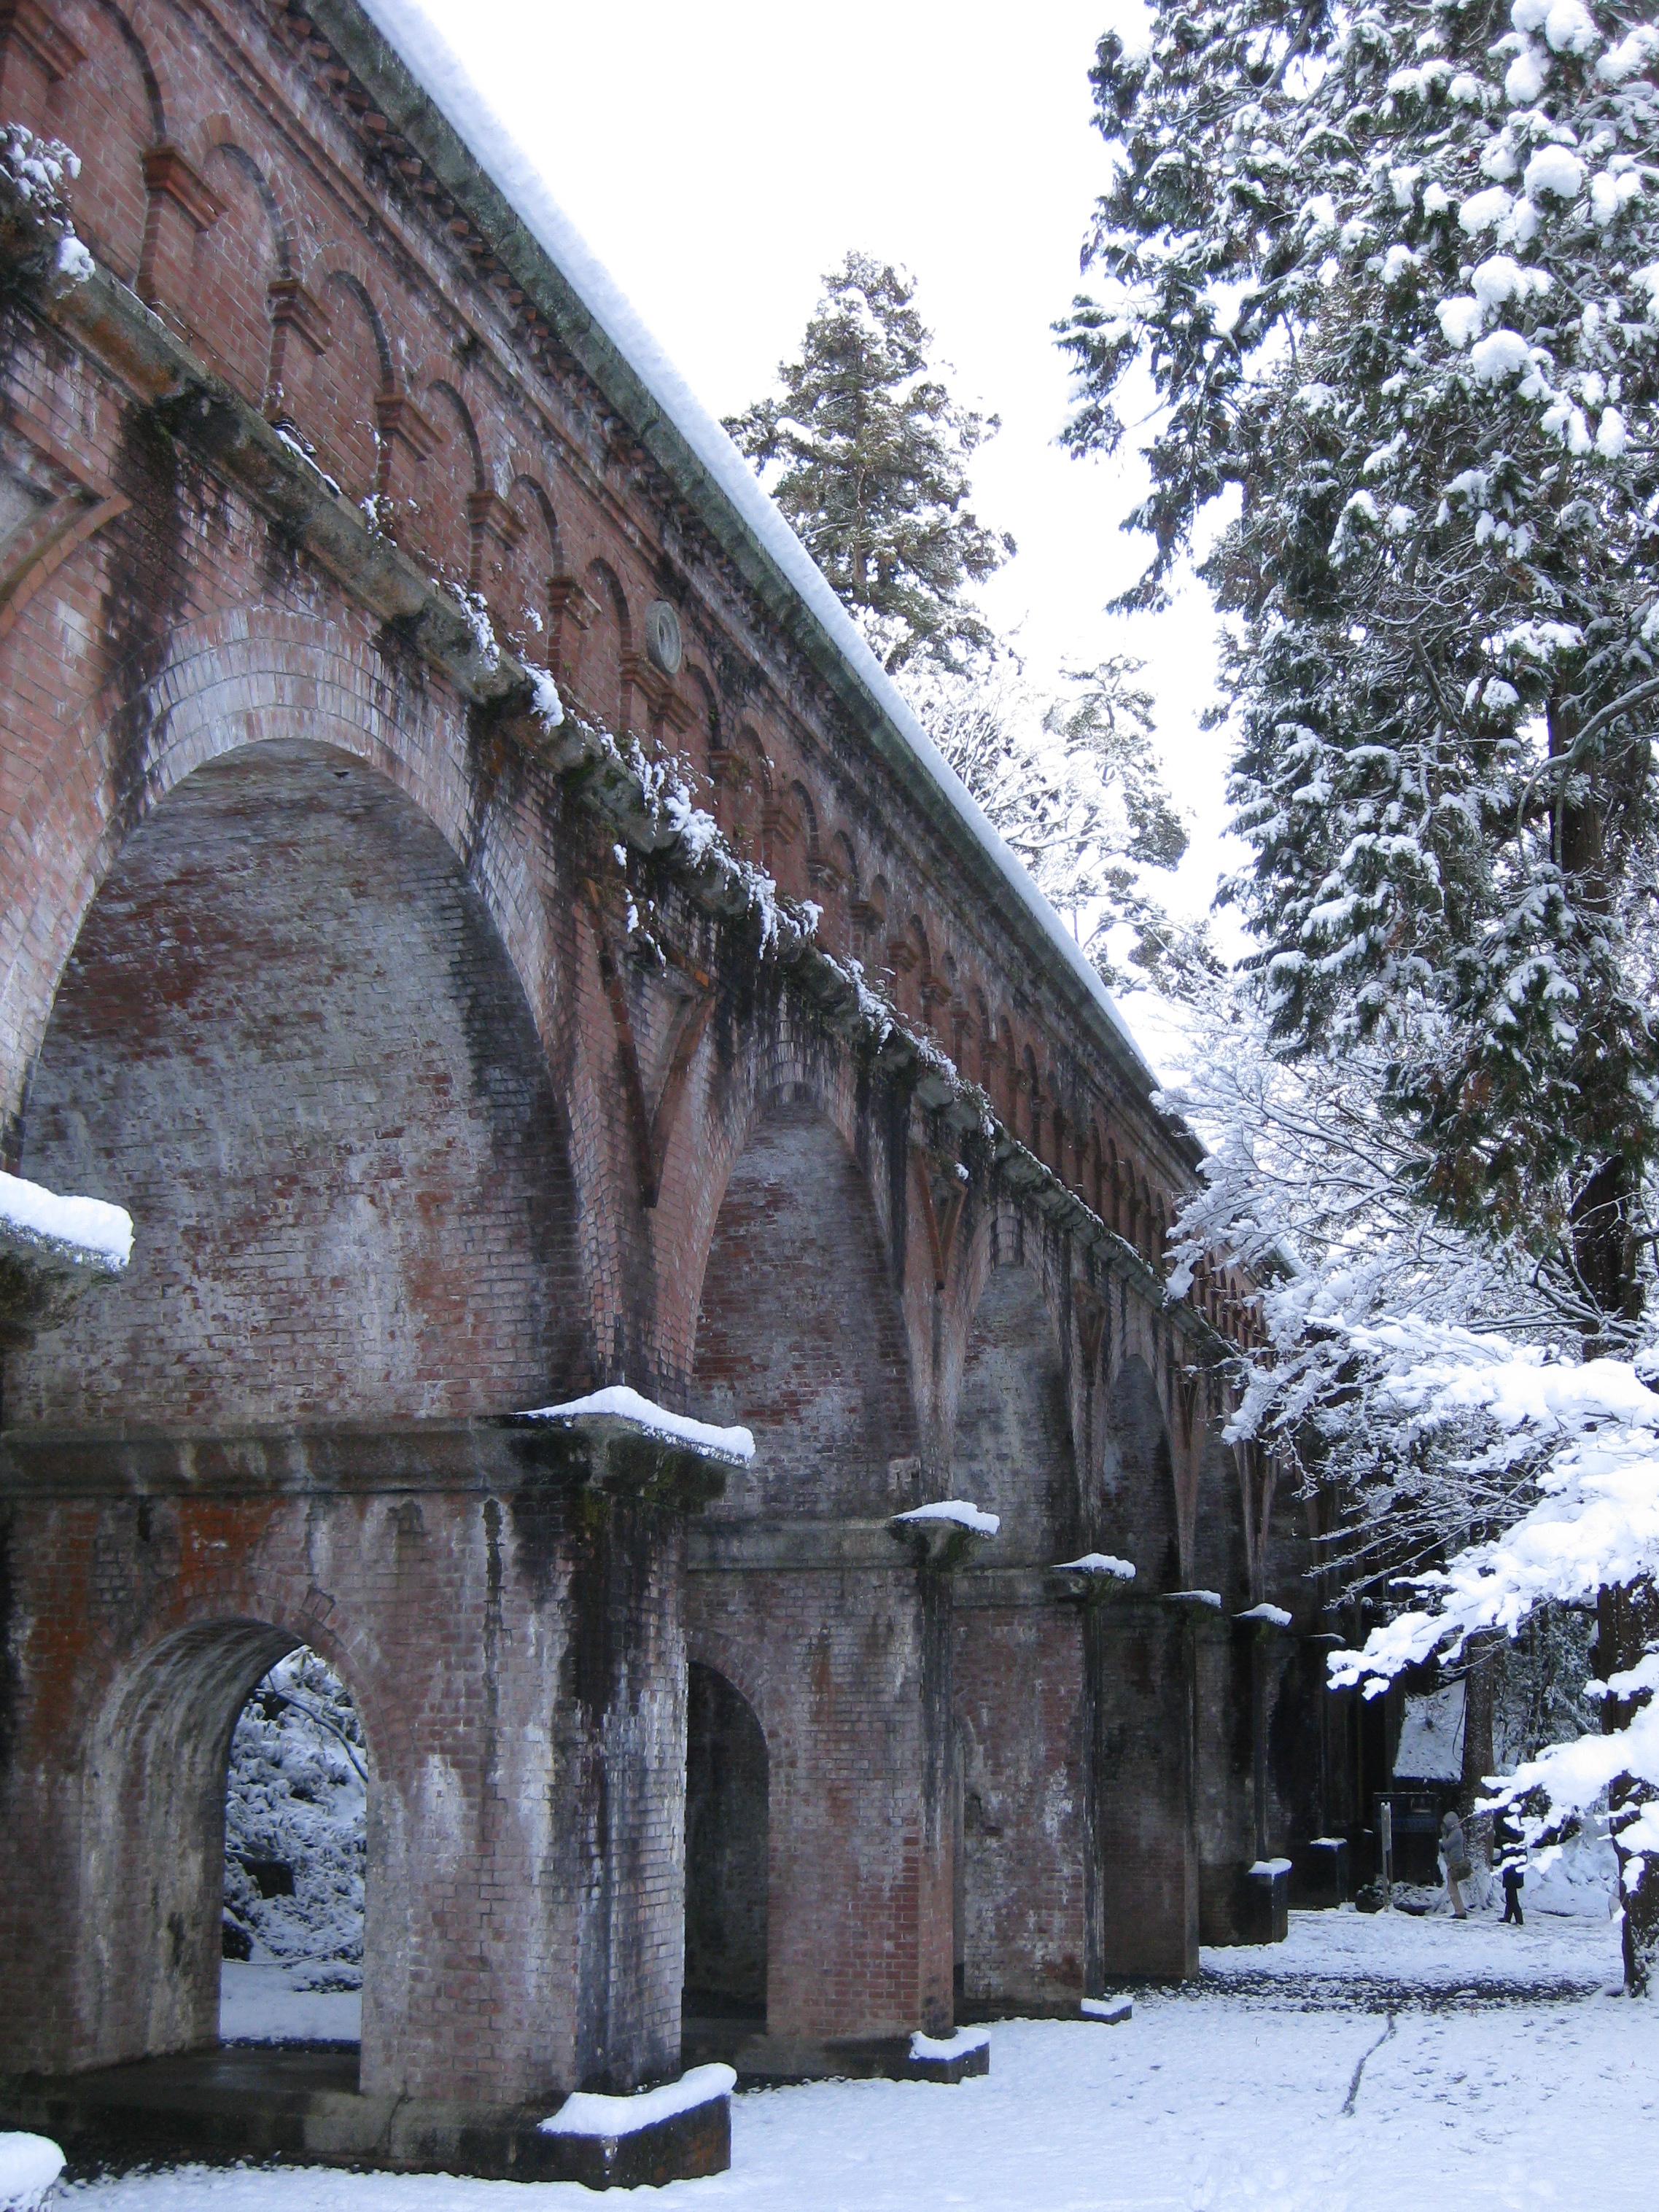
726,252,1015,674
223,1649,366,1985
1161,994,1561,1586
1060,0,1659,1341
904,656,1219,992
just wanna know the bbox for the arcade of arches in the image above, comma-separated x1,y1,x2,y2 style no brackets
0,0,1335,2143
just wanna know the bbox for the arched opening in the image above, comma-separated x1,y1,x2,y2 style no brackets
7,738,583,1429
1101,1355,1180,1591
683,1662,768,2027
951,1263,1086,2009
77,1617,376,2076
221,1646,367,2049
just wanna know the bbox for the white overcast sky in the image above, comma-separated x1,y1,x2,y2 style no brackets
412,0,1243,940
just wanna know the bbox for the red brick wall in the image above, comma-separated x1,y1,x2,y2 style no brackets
9,739,583,1427
954,1605,1087,2010
0,0,1310,2103
0,1441,687,2100
692,1102,919,1519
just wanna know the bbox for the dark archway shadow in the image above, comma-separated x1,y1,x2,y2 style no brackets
683,1662,768,2026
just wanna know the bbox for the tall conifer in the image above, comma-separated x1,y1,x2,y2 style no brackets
1060,0,1659,1340
726,252,1015,674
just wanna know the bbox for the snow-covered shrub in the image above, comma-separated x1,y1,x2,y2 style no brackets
0,124,94,288
222,1648,365,1990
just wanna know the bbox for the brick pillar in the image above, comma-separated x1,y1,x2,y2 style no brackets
1194,1615,1257,1944
685,1530,960,2051
1091,1594,1200,1980
0,1415,712,2108
137,145,221,333
954,1593,1088,2011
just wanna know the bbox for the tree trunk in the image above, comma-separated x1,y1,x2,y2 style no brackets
1596,1579,1659,1995
1459,1635,1501,1886
1570,1156,1641,1358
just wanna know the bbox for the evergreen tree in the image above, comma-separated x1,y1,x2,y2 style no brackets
906,656,1217,993
1059,0,1659,1342
727,252,1015,674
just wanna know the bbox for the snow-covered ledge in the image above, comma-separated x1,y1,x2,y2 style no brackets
0,1169,131,1344
536,2063,734,2187
1235,1601,1294,1637
1162,1588,1224,1613
888,1498,998,1573
513,1385,753,1508
1049,1552,1136,1607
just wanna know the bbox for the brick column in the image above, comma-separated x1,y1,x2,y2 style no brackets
1091,1593,1202,1980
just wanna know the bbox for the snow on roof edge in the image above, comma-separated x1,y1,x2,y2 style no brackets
349,0,1159,1097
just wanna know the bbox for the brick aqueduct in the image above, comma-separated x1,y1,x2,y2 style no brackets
0,0,1327,2153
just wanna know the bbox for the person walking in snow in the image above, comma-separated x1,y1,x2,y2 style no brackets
1440,1808,1472,1920
1496,1812,1526,1927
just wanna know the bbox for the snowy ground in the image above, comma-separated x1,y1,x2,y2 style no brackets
62,1909,1657,2211
219,1964,360,2047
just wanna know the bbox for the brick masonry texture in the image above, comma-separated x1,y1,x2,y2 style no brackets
0,0,1328,2117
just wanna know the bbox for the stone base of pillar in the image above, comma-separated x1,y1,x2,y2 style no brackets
1200,1858,1291,1945
0,2053,732,2189
1291,1838,1349,1910
1246,1861,1291,1944
680,2020,991,2087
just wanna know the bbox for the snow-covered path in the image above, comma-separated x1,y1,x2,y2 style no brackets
62,1912,1655,2211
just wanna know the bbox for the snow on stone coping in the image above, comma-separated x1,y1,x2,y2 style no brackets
356,0,1158,1091
539,2063,735,2139
1235,1602,1293,1627
893,1500,1000,1536
909,2028,990,2062
0,2132,65,2212
1249,1858,1294,1877
1053,1552,1135,1579
0,1167,131,1267
1167,1589,1223,1607
519,1385,753,1464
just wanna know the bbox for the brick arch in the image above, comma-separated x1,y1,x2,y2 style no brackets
688,1088,919,1523
71,1594,392,2074
193,136,291,405
681,663,720,792
1100,1345,1182,1592
683,1626,774,1749
489,472,561,647
45,0,166,283
662,1016,898,1364
9,733,586,1429
303,244,397,378
581,556,632,733
417,379,484,585
0,609,556,1141
682,1651,770,2019
950,1257,1076,1565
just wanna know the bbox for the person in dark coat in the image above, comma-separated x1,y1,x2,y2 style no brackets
1496,1811,1526,1925
1440,1808,1472,1918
